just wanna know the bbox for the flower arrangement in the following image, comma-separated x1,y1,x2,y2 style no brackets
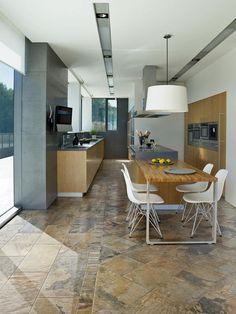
136,130,151,146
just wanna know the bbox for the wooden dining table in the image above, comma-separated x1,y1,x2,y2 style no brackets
135,160,217,245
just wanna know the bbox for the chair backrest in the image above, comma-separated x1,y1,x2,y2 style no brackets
203,163,214,174
193,163,214,190
203,168,228,202
215,169,228,201
121,169,138,204
122,163,135,189
122,162,131,179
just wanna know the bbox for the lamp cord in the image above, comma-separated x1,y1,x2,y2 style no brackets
166,36,168,84
164,34,171,85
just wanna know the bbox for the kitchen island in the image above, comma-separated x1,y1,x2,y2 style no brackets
129,144,178,160
57,138,104,197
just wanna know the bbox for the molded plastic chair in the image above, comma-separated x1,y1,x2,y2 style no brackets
122,163,158,192
182,169,228,238
121,169,164,238
176,163,214,221
122,163,158,222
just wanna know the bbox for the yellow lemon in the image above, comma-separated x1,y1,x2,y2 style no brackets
151,159,156,163
166,159,171,163
159,159,165,164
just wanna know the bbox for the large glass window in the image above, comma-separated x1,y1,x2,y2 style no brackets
92,98,106,131
107,99,117,131
92,98,117,131
0,62,14,215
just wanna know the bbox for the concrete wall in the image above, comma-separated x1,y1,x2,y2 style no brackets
17,40,67,209
186,47,236,206
46,45,68,207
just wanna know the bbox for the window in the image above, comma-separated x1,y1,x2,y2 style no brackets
0,62,14,215
92,98,106,131
107,99,117,131
92,98,117,131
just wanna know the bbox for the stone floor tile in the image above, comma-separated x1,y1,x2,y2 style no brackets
30,297,78,314
0,233,41,257
18,244,61,272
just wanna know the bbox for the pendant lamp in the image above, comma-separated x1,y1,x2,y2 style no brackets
146,34,188,113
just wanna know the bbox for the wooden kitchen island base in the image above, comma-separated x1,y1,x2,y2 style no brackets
57,139,104,197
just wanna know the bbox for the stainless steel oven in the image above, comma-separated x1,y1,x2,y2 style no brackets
188,124,193,144
200,123,209,139
193,124,200,141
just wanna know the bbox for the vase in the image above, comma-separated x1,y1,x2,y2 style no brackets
139,136,145,146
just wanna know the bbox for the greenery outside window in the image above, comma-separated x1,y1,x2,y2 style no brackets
92,98,117,131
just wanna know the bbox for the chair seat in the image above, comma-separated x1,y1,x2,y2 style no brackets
183,191,213,204
176,182,207,193
134,192,164,205
133,182,158,192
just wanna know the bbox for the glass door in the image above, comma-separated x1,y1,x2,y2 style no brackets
0,62,14,216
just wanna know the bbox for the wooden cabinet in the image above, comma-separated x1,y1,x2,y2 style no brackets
57,139,104,196
185,92,226,175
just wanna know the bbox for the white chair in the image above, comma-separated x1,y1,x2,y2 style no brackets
176,163,214,221
121,169,164,238
182,169,228,238
122,163,158,193
122,163,158,222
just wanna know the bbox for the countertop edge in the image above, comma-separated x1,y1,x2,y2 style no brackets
58,138,104,151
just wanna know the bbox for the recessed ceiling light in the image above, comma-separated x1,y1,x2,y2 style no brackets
96,13,109,19
94,3,114,94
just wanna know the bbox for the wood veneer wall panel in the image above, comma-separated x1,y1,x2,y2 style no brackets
184,92,226,173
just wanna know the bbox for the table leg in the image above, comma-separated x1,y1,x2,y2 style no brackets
146,180,151,244
212,181,218,243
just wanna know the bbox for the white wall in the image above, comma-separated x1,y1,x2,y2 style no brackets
68,82,81,132
82,97,92,131
186,47,236,206
0,13,25,73
134,114,185,160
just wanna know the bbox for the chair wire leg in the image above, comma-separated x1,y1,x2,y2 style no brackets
183,203,194,225
126,202,134,222
128,204,138,228
190,204,199,238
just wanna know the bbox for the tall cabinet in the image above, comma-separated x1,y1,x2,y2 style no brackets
185,92,226,174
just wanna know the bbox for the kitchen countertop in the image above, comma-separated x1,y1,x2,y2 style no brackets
130,144,177,153
58,138,104,151
129,144,178,160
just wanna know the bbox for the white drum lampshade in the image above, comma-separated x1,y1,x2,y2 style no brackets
146,85,188,113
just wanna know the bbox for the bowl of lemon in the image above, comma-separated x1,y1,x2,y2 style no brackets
150,158,174,165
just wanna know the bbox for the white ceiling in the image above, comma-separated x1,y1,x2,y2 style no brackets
0,0,236,97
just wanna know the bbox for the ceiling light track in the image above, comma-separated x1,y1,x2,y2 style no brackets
170,18,236,81
94,3,114,95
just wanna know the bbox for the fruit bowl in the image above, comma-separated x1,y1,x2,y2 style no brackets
150,158,174,166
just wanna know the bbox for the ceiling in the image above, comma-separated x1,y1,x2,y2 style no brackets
0,0,236,97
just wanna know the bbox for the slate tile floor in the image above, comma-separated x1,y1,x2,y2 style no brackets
0,160,236,313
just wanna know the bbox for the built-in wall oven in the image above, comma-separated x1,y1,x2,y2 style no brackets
188,122,218,151
200,123,209,139
193,124,200,141
188,124,193,144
